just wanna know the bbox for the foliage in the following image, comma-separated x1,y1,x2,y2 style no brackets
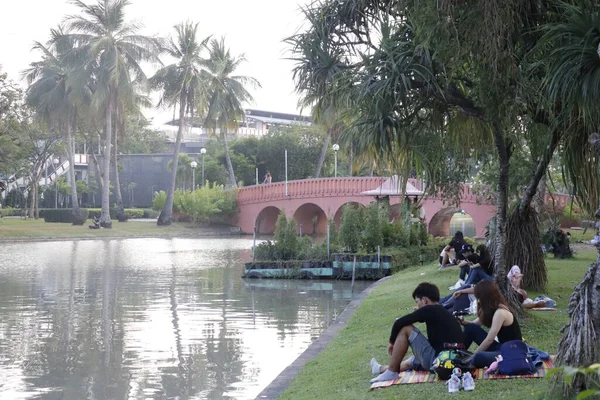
386,244,444,274
87,208,144,219
363,202,384,253
152,190,168,212
548,364,600,400
174,183,237,224
4,189,26,209
42,208,89,223
339,204,364,253
0,207,20,217
120,118,168,154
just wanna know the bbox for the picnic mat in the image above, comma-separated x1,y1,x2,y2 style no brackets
370,359,554,390
529,307,557,311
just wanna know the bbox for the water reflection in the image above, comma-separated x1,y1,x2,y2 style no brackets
0,238,370,399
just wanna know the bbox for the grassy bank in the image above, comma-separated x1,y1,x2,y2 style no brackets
0,218,234,239
280,249,598,400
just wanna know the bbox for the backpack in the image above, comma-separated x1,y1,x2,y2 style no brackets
497,340,536,375
433,348,476,380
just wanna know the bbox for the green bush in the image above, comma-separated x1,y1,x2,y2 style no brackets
143,209,159,219
340,204,364,252
175,184,237,224
42,208,90,223
87,208,144,219
152,190,168,212
363,203,384,252
0,207,21,217
386,244,444,274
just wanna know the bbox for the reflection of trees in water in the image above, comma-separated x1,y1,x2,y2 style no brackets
0,240,366,399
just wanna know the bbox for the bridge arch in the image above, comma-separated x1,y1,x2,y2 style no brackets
293,203,328,235
333,202,366,229
255,206,281,234
428,207,462,237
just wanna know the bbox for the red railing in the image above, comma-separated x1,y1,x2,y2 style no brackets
236,177,575,207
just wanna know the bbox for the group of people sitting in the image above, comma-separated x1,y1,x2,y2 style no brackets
370,281,524,382
369,231,554,383
438,231,552,313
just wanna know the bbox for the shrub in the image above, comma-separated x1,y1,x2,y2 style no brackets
143,209,159,219
152,190,168,212
0,207,20,217
174,184,237,224
42,208,89,223
386,244,444,273
87,208,144,219
340,204,364,252
363,203,384,252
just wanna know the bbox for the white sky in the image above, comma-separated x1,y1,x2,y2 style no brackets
0,0,312,124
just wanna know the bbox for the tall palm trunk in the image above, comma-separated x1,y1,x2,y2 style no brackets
66,115,85,225
491,123,522,313
314,129,331,178
113,118,126,221
101,103,113,228
158,91,186,226
222,130,237,187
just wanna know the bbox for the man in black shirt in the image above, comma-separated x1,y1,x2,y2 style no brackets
370,282,465,383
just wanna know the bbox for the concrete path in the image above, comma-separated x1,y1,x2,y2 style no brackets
255,276,392,400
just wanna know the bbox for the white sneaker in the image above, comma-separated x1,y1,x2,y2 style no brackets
448,279,465,291
447,373,461,393
462,371,475,391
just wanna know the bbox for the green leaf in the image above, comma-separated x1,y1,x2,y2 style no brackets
576,389,600,400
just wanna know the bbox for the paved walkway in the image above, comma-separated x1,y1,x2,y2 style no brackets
255,276,392,400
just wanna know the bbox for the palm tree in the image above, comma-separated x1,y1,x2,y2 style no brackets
64,0,161,228
150,21,210,226
25,27,88,225
540,0,600,392
203,38,260,187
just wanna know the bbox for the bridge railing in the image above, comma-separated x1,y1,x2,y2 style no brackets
237,177,386,205
237,177,574,207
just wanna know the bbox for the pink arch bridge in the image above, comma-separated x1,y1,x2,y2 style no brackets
235,178,571,238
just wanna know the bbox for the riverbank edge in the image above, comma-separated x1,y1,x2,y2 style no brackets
255,276,392,400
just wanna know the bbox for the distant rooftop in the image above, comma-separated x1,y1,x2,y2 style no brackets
164,108,312,128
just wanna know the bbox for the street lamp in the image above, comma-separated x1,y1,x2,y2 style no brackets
190,161,197,191
200,147,206,187
332,143,340,177
53,158,59,208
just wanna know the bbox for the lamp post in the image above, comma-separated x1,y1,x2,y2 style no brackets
200,147,206,187
53,158,59,208
190,161,197,191
332,143,340,177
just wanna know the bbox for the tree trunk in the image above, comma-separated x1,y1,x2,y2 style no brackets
113,119,126,222
158,91,186,226
101,104,113,228
222,131,237,187
491,122,522,314
555,253,600,396
66,117,85,225
314,129,331,178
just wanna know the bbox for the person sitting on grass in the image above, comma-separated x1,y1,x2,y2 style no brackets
463,244,493,284
369,282,464,383
457,280,522,368
439,231,467,269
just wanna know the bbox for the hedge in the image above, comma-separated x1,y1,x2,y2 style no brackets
87,208,145,219
0,207,22,217
42,208,90,223
385,243,446,274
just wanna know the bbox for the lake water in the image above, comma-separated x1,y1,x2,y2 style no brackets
0,238,371,399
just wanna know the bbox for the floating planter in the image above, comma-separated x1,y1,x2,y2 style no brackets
242,254,391,280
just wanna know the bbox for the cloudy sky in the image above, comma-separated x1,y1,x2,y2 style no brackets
0,0,312,124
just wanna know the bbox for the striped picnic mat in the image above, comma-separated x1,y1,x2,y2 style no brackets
370,359,553,390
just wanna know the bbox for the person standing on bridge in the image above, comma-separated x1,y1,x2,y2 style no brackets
263,171,272,184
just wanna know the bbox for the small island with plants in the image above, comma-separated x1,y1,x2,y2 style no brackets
243,202,443,280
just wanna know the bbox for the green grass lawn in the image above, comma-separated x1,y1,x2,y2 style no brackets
0,217,220,239
280,250,598,400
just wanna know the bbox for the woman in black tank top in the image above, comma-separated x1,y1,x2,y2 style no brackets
459,280,522,368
